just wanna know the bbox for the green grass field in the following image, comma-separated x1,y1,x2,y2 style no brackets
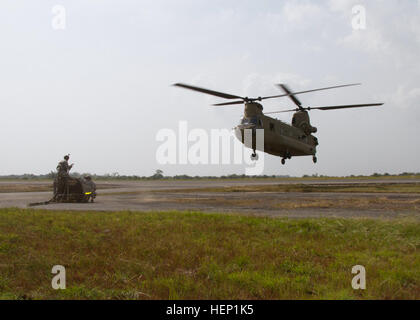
0,208,419,300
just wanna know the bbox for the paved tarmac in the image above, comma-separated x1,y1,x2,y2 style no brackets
1,179,419,219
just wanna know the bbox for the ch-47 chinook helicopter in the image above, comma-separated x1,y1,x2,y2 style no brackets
174,82,383,165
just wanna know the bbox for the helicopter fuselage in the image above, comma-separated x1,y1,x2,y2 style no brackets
234,102,318,160
173,81,382,164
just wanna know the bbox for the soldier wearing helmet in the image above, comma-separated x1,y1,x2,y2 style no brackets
57,154,74,178
83,175,97,202
53,154,74,201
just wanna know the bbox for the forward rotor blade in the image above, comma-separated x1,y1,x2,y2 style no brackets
310,103,384,111
212,100,245,106
260,83,361,101
173,83,244,100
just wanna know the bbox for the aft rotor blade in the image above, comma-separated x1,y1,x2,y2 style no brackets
260,83,361,101
264,109,298,115
278,84,302,108
310,103,384,111
213,100,245,106
265,103,384,115
173,83,245,100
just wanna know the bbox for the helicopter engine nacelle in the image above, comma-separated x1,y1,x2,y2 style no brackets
244,102,264,118
292,111,317,135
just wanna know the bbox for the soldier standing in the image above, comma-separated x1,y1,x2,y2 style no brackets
53,154,74,200
57,154,74,177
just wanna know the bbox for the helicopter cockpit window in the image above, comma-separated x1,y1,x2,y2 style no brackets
241,117,258,125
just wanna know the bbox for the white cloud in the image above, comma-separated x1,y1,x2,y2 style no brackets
339,28,390,54
384,86,420,109
333,1,420,110
282,2,322,23
328,0,358,13
0,0,419,176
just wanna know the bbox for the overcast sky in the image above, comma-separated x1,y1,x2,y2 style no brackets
0,0,419,177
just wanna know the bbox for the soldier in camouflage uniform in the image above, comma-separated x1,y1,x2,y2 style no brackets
53,155,74,200
83,175,97,202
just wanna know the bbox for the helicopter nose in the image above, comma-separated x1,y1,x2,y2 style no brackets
233,127,242,142
236,124,256,130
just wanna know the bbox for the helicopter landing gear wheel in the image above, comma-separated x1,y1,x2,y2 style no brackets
251,152,259,161
281,158,286,165
313,156,317,164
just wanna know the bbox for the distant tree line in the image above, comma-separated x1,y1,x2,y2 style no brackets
0,170,419,181
302,172,420,178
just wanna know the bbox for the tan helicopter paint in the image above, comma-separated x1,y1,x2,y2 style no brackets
235,102,317,159
173,82,382,164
